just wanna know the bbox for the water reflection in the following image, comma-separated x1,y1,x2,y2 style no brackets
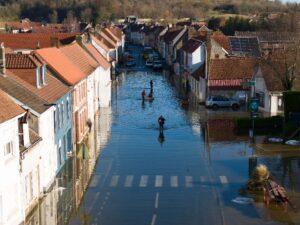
157,130,165,145
24,108,112,225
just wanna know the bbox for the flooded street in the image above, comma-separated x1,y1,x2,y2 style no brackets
68,51,299,225
27,46,300,225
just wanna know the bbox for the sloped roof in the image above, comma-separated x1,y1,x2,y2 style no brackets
0,89,24,123
229,36,261,57
0,75,49,114
84,43,110,70
108,26,123,41
181,38,203,53
93,34,115,51
235,31,299,42
36,47,87,85
0,33,78,50
99,31,117,48
59,42,98,75
103,28,119,42
259,62,284,92
6,69,69,103
163,28,183,43
6,53,37,69
211,34,231,52
3,53,70,104
209,58,257,80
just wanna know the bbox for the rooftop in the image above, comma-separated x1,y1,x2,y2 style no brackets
181,38,203,53
0,88,24,123
84,43,110,70
59,42,98,75
36,47,87,85
0,33,78,50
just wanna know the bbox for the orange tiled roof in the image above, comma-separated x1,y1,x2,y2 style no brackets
90,35,108,52
59,42,99,75
6,69,69,103
0,33,78,50
0,89,24,123
36,47,87,85
108,26,123,41
99,31,117,48
6,54,37,69
209,58,257,80
103,28,119,43
4,53,69,103
259,61,284,92
211,34,231,52
84,43,110,70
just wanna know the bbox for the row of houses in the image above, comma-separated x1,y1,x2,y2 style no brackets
125,21,299,115
0,25,124,225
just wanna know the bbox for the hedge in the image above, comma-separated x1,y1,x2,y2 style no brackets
235,116,284,131
283,91,300,120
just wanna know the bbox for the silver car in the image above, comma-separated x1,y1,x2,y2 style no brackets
206,96,240,110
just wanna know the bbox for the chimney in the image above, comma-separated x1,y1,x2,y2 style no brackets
76,35,83,46
41,64,47,85
50,37,60,48
36,41,40,49
36,66,41,88
0,43,6,75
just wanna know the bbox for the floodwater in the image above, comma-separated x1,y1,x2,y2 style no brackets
26,45,300,225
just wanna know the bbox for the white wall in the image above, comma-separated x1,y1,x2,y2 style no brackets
0,116,23,225
38,107,57,191
87,72,95,121
20,142,41,217
98,67,112,108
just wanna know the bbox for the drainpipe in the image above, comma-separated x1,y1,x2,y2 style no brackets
204,42,208,101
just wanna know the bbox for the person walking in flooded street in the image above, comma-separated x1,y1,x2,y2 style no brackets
141,90,146,101
150,80,153,93
158,115,165,131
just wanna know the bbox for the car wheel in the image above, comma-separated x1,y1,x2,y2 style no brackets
232,104,240,111
212,104,218,110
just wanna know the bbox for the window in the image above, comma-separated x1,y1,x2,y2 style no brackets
256,92,265,107
278,96,283,111
67,129,72,151
66,99,70,119
4,141,13,156
61,103,64,126
57,105,60,129
54,110,57,131
58,145,62,166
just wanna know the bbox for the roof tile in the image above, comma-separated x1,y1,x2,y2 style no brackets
0,89,24,123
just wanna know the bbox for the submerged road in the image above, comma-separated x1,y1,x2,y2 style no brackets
69,46,300,225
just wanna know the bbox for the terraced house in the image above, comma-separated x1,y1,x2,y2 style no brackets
0,48,71,221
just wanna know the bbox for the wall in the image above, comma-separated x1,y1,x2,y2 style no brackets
254,68,271,113
98,67,112,108
38,107,56,191
210,39,228,59
0,116,23,225
54,91,73,173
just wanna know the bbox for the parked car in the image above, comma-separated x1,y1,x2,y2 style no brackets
205,96,240,110
146,59,153,67
153,60,162,70
126,59,136,67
